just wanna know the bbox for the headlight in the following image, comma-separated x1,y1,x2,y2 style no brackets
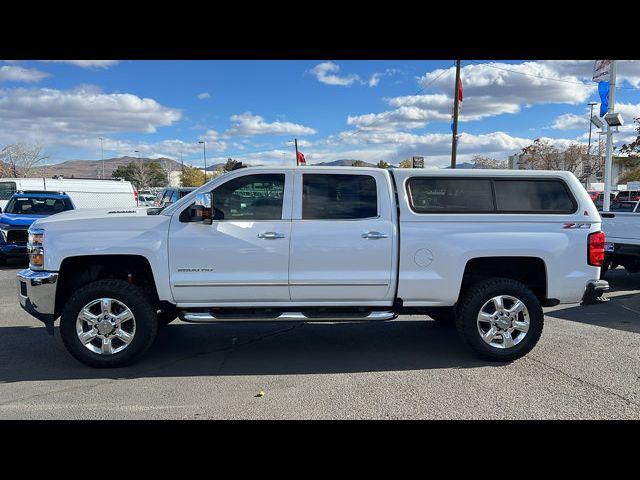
28,228,45,269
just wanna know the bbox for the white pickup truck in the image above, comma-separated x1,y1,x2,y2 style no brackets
16,167,608,368
601,206,640,276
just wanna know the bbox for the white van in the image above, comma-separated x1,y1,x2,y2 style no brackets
0,178,138,210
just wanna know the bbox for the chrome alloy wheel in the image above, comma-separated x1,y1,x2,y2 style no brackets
476,295,530,349
75,298,136,355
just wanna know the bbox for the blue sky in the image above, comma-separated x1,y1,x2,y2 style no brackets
1,59,639,168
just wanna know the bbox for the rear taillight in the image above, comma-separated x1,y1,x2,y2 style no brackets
134,190,139,206
588,231,605,266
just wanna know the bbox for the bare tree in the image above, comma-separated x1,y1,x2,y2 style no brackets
0,142,50,178
517,139,562,171
471,155,508,169
398,159,412,168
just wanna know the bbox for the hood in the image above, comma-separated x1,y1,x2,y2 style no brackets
32,207,152,227
0,213,48,227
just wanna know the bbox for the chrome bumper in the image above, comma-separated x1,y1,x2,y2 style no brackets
17,269,58,329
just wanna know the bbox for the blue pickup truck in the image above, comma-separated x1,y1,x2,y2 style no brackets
0,192,75,265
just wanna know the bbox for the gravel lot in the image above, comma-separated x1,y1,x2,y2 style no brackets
1,259,639,419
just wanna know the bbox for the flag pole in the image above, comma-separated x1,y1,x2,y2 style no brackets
603,60,617,212
294,138,299,166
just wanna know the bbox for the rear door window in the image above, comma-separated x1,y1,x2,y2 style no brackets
302,174,378,220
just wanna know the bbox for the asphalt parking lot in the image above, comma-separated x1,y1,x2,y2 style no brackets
1,259,639,419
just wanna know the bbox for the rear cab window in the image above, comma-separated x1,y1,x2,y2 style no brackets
406,177,577,214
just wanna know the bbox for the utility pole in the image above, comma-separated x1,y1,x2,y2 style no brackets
450,60,461,169
603,61,617,212
294,138,299,165
198,141,207,184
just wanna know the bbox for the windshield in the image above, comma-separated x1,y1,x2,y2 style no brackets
4,196,74,215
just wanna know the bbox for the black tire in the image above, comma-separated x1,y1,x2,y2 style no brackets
455,278,544,362
60,279,158,368
429,307,457,327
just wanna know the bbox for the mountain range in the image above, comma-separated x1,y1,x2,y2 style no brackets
2,157,473,179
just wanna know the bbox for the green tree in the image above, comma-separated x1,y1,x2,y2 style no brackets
376,160,389,169
224,158,239,172
352,160,367,167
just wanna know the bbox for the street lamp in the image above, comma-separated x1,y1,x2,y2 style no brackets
99,137,104,179
585,102,598,188
198,141,207,184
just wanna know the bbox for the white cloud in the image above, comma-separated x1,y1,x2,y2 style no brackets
37,60,119,69
0,86,181,146
368,73,382,87
225,112,317,136
197,92,211,100
308,61,360,86
0,65,50,83
552,113,588,130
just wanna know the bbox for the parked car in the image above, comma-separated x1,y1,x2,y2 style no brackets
16,167,607,367
608,201,640,212
0,178,138,210
588,190,616,209
138,194,157,207
613,190,640,203
153,187,196,208
0,191,75,265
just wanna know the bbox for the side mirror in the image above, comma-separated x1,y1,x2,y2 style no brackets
191,192,213,224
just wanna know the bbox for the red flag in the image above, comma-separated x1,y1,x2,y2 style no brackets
458,79,463,102
297,151,306,166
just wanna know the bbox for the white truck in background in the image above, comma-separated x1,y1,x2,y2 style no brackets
0,178,138,210
16,167,608,368
601,208,640,276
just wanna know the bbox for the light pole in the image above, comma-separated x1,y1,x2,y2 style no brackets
603,61,618,212
198,141,207,184
99,137,104,179
134,150,141,188
585,102,598,188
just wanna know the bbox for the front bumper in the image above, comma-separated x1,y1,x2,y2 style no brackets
581,279,609,305
17,269,58,332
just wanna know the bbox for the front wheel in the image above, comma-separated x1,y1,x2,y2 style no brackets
60,279,158,368
456,278,544,362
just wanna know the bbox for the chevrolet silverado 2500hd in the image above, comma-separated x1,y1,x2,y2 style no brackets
16,167,609,367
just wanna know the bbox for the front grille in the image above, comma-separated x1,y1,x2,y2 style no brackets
7,229,28,244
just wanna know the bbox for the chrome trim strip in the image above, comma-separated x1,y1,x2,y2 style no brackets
173,282,288,288
181,310,396,323
290,283,390,286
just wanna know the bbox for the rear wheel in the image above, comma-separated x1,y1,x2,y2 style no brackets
60,279,158,368
456,278,543,362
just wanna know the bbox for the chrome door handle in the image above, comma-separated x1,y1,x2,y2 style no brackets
257,232,286,239
361,231,388,239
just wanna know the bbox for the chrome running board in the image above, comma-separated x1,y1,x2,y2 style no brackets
180,310,397,323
